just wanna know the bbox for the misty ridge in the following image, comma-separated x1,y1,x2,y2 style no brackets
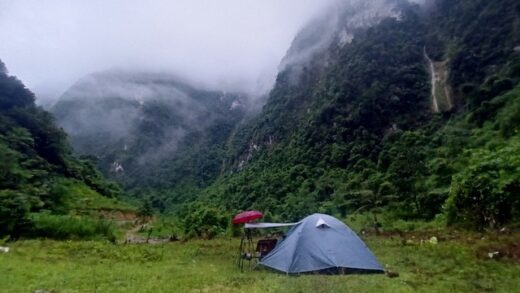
280,0,428,83
56,70,248,137
281,0,400,71
52,71,246,168
0,0,338,102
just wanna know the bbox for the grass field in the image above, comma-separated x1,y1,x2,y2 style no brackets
1,231,519,293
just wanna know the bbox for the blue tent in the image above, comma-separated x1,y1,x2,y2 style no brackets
259,213,384,274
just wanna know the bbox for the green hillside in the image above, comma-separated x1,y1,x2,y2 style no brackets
0,60,131,240
189,0,520,232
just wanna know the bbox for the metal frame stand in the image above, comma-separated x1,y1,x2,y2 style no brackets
236,228,255,271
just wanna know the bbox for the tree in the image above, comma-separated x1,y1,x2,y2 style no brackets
138,199,154,222
0,190,31,237
446,144,520,229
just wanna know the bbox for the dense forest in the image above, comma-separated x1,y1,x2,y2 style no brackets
183,0,520,234
0,60,127,240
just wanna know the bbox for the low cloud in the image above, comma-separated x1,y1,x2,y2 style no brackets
0,0,339,101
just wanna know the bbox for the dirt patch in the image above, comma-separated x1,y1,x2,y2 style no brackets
121,218,176,245
476,241,520,262
98,209,138,221
74,208,138,222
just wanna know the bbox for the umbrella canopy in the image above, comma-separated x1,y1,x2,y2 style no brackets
232,210,263,224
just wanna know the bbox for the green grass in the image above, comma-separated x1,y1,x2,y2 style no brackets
136,216,183,239
29,213,119,242
345,212,446,233
56,178,136,213
1,233,519,292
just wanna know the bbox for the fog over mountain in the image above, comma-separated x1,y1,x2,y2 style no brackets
0,0,339,102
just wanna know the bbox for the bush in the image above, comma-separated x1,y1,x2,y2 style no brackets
29,213,118,242
140,216,183,239
180,202,230,239
0,190,31,237
446,144,520,229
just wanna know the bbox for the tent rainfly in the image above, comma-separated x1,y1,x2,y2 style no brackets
259,213,384,274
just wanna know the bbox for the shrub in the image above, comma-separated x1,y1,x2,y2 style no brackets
0,190,31,237
446,144,520,229
180,202,229,239
140,216,183,239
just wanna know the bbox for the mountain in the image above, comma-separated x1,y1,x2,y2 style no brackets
50,0,520,233
51,71,248,209
0,60,126,238
193,0,520,230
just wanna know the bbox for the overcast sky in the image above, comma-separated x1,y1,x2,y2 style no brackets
0,0,338,101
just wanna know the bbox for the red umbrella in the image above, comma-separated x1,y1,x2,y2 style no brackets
232,210,263,224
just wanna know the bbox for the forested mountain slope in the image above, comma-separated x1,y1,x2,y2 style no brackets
0,60,126,238
51,71,248,209
192,0,520,230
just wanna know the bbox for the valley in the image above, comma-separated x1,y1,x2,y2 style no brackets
1,0,520,291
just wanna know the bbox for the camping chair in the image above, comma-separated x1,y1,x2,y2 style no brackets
255,238,277,259
232,211,296,271
237,230,278,271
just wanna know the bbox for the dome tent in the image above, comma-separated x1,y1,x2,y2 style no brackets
259,213,384,274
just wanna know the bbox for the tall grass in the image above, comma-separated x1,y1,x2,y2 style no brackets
29,213,118,242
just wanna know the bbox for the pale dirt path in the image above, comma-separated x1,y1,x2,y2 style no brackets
123,218,152,244
424,47,440,113
122,218,174,244
424,47,454,113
